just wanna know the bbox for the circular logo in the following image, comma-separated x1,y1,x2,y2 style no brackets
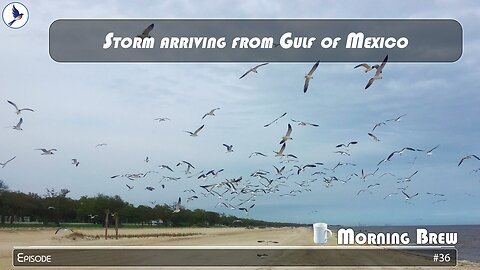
2,2,29,29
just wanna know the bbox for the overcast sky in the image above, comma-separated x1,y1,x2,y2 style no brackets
1,0,479,226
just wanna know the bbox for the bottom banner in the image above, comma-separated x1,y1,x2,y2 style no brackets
13,246,457,267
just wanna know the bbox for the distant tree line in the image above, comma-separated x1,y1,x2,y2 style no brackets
0,180,302,228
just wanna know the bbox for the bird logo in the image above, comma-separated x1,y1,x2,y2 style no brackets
2,3,28,29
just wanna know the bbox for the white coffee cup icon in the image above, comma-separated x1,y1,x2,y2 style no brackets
313,223,333,244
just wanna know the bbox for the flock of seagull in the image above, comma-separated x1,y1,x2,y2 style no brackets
2,35,479,221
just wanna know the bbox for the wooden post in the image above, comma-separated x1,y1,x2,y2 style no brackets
104,209,110,240
114,212,119,240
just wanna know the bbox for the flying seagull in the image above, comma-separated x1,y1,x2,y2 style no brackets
126,184,134,190
239,63,269,79
202,108,220,119
372,122,386,132
336,141,358,148
173,197,181,213
223,144,234,153
11,118,23,130
402,190,419,200
383,192,399,199
386,114,407,122
368,133,380,142
0,156,16,168
36,148,57,155
159,164,174,172
137,23,154,39
145,186,155,191
154,117,170,122
71,159,79,167
304,61,320,93
249,152,267,158
365,55,388,90
184,124,205,137
354,63,380,73
7,100,34,115
423,145,440,156
96,143,107,148
280,124,293,144
378,147,418,165
458,155,480,166
291,119,319,127
264,112,287,128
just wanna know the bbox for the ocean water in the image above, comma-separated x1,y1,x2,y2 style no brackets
347,225,480,263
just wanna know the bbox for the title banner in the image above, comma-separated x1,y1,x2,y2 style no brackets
49,19,462,62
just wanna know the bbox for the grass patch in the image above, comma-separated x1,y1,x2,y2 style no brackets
64,232,203,240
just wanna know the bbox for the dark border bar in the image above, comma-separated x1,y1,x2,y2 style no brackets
13,247,457,267
49,19,462,62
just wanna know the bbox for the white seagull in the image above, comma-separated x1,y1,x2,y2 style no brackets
173,197,182,213
249,152,267,158
71,159,79,167
154,117,170,122
423,145,440,156
336,141,358,148
223,144,234,153
12,118,23,130
0,156,16,168
280,124,293,144
386,114,407,122
36,148,57,155
291,119,319,127
304,61,320,93
402,190,419,200
365,55,388,90
458,155,480,166
184,124,205,137
354,63,379,73
368,133,380,142
264,112,287,128
7,100,34,115
202,108,220,119
239,63,269,79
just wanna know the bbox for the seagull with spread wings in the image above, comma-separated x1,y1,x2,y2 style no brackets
223,144,234,153
36,148,57,155
202,108,220,119
137,24,154,39
304,61,320,93
0,156,16,168
173,197,182,213
184,125,205,137
365,55,388,90
11,118,23,130
280,124,293,144
458,155,480,166
291,119,319,127
354,63,380,73
7,100,34,114
239,63,269,79
264,112,287,128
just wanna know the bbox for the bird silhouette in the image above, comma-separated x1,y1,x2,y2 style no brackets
8,5,24,27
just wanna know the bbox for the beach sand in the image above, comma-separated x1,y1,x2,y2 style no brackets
0,226,478,270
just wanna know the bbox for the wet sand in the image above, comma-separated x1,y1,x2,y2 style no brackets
0,227,478,270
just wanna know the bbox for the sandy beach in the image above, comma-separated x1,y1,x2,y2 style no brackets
0,227,478,270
